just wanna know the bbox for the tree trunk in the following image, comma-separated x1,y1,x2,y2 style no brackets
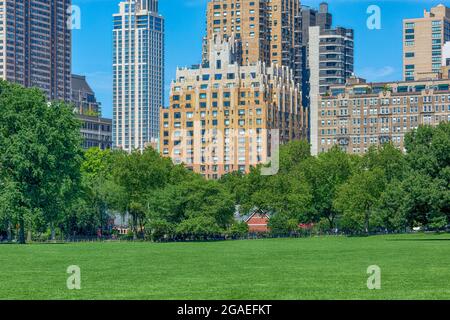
18,219,25,244
27,230,32,242
327,214,334,231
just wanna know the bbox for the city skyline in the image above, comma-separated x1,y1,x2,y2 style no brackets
73,0,448,119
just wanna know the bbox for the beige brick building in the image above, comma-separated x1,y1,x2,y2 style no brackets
161,37,307,179
403,4,450,81
314,76,450,155
203,0,302,84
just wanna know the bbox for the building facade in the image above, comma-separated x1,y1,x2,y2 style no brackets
403,4,450,81
309,26,354,95
203,0,302,85
313,77,450,155
300,2,332,107
78,115,113,150
161,38,307,179
113,0,164,152
71,74,112,150
309,26,354,154
72,74,101,115
0,0,72,101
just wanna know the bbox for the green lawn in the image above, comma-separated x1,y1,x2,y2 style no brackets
1,233,450,300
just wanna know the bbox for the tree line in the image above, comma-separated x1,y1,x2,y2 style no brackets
0,81,449,243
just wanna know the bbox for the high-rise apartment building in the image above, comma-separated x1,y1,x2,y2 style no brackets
403,4,450,81
0,0,72,101
313,76,450,155
309,26,354,154
203,0,302,85
162,37,307,179
309,26,354,95
300,3,332,69
113,0,164,152
300,2,332,107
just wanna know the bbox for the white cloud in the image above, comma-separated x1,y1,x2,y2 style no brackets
359,66,396,81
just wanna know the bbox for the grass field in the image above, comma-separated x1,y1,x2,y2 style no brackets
1,233,450,300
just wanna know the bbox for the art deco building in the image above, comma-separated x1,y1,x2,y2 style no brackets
403,4,450,81
113,0,164,152
0,0,72,101
313,76,450,155
162,38,307,179
203,0,302,85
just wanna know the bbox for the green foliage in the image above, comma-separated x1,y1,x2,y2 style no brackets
303,147,357,230
176,216,223,239
227,221,249,239
233,141,313,224
278,140,311,173
110,147,173,238
145,219,175,242
268,213,299,235
0,81,82,243
148,178,235,229
334,168,386,234
0,81,448,242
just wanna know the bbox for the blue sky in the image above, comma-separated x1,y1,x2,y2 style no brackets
72,0,446,118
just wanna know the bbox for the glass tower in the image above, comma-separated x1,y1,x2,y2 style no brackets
113,0,164,152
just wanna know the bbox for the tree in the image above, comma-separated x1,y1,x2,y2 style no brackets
278,140,311,173
148,178,235,232
334,168,386,234
399,173,448,230
176,216,223,240
237,141,313,222
73,148,115,237
228,221,249,239
303,147,357,230
362,143,406,182
0,82,83,243
404,123,450,180
111,147,171,238
372,179,408,232
145,218,175,242
268,213,299,235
